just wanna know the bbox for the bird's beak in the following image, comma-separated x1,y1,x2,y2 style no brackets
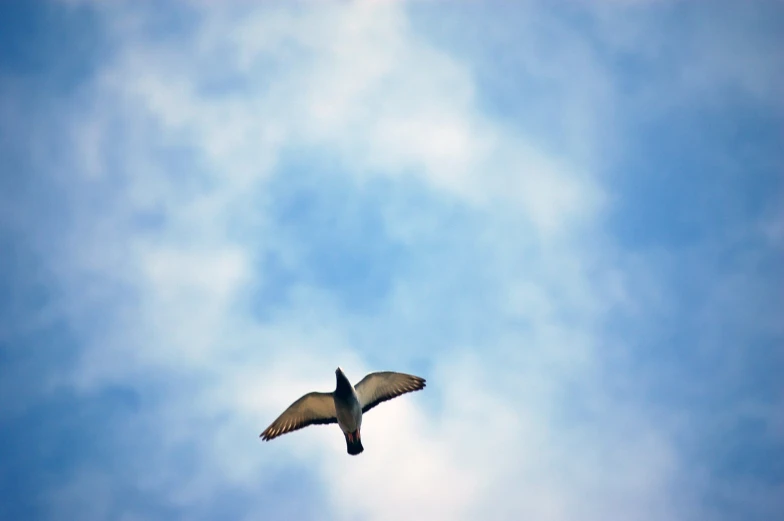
335,366,343,375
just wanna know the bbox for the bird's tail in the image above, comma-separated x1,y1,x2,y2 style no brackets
345,430,364,456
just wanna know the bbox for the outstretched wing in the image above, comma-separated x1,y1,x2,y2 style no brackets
260,392,337,441
354,371,426,414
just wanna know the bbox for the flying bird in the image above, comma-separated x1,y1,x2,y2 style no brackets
260,367,426,455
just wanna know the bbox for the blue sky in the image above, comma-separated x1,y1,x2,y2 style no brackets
1,1,782,520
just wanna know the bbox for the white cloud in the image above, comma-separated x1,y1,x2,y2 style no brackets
50,2,638,513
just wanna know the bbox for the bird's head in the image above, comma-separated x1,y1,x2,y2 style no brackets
334,366,351,390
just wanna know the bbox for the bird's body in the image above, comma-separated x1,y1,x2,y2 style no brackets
334,367,364,454
260,367,426,456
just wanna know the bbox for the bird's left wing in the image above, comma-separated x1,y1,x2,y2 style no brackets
260,391,337,441
354,371,426,414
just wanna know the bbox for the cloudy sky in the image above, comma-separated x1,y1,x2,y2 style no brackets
1,1,782,520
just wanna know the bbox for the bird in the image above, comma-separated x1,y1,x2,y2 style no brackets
259,366,426,455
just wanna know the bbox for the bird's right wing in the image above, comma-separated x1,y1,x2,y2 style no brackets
354,371,426,414
260,391,337,441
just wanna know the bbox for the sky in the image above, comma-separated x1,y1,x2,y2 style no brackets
0,1,782,520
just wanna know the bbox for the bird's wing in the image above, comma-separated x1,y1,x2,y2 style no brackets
260,391,337,441
354,371,426,414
